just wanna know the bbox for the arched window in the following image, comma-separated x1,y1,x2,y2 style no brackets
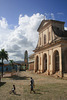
36,56,39,71
64,49,67,73
43,53,47,72
53,50,59,73
49,32,51,40
49,55,51,65
44,35,46,44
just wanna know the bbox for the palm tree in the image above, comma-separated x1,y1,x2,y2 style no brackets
9,60,14,70
9,60,15,76
0,49,8,77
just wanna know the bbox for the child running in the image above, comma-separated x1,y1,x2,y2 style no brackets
9,85,16,94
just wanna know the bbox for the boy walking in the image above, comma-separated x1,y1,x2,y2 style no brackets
30,77,35,93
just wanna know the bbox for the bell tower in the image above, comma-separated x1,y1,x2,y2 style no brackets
24,50,28,69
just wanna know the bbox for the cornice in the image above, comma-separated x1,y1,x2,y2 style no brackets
33,39,67,53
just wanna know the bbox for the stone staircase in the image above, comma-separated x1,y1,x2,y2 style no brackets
52,71,60,78
43,71,48,75
36,70,48,75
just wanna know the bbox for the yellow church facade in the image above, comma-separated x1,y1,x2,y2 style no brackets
33,20,67,77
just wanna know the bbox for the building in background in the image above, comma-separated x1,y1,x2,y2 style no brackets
0,63,18,72
15,50,29,71
29,54,34,71
0,50,29,72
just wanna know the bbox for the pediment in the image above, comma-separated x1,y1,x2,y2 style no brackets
43,22,48,26
37,20,49,31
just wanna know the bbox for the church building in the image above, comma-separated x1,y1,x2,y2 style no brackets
32,20,67,77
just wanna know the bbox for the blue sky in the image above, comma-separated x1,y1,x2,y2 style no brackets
0,0,67,61
0,0,67,26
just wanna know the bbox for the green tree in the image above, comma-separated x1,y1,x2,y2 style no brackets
9,60,14,70
0,49,8,77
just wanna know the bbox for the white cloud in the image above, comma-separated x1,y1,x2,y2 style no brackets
44,13,55,20
51,13,55,20
0,13,44,61
0,13,66,61
0,17,8,29
57,13,64,15
64,27,67,30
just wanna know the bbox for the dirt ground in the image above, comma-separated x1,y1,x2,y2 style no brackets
0,70,67,100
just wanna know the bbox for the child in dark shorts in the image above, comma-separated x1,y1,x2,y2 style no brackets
12,85,15,93
9,85,16,94
30,77,35,93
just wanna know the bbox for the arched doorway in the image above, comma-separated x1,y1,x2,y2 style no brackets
64,49,67,73
43,54,47,72
36,56,39,72
53,50,59,73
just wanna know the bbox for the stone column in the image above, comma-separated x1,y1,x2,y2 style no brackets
37,54,40,73
39,54,40,71
59,48,63,77
61,49,64,77
42,32,44,46
40,53,43,73
50,49,53,75
47,28,49,43
47,51,49,75
34,55,36,72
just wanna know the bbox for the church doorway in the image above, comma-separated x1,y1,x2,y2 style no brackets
64,49,67,73
36,56,39,72
43,53,47,72
53,50,59,73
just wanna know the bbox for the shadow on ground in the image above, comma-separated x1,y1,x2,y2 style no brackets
4,75,30,80
35,89,49,95
15,93,21,96
9,92,21,96
0,82,6,87
34,89,43,95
